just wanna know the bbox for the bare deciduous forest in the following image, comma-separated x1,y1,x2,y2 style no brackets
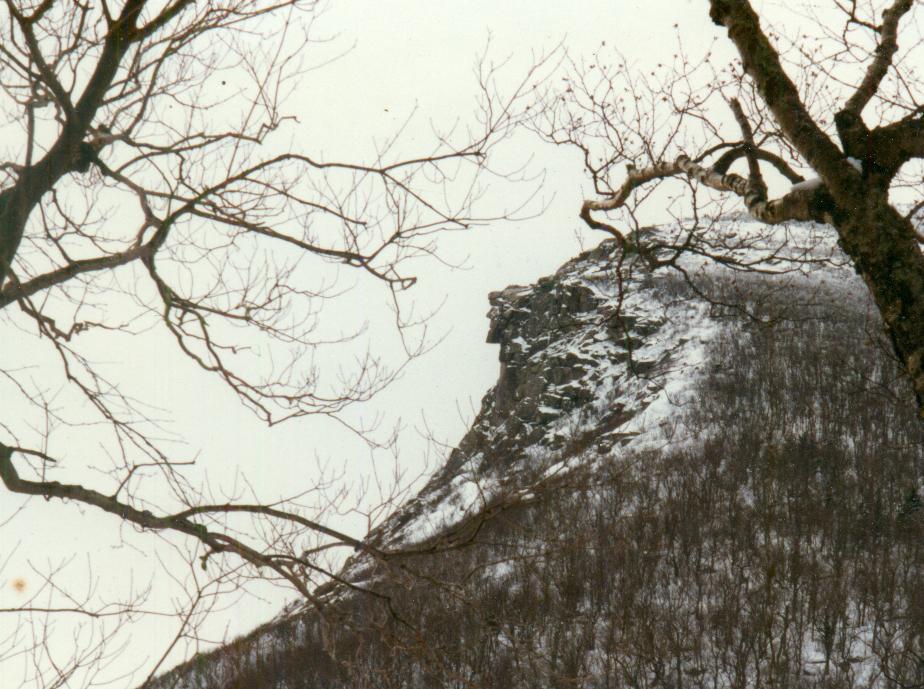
2,2,924,687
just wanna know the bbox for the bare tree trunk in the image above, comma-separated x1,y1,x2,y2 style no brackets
834,199,924,417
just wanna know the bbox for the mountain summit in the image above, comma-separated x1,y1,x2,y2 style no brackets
149,221,924,689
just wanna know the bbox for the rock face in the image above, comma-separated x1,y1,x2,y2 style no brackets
369,239,719,552
447,242,644,468
147,225,924,689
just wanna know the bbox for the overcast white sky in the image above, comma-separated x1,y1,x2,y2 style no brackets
0,1,804,685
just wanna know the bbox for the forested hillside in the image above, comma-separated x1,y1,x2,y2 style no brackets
149,223,924,689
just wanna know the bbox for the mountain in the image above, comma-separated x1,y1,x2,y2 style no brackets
147,218,924,689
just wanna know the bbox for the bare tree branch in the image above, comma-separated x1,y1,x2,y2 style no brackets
843,0,916,115
708,0,861,197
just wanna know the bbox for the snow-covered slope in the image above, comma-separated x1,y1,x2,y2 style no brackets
355,217,854,556
146,218,924,689
365,240,723,552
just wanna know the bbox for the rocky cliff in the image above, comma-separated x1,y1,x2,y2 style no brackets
148,220,924,689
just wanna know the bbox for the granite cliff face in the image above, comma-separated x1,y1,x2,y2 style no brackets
366,240,721,554
148,224,924,689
